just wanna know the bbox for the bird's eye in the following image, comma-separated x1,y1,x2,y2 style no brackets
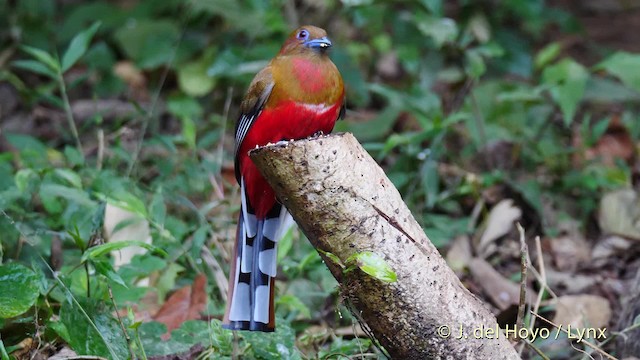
297,29,309,40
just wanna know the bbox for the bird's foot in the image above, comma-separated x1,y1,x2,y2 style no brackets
310,131,325,138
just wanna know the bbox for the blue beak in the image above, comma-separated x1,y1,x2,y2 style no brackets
305,37,332,51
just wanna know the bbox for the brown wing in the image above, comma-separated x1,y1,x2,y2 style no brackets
234,67,275,183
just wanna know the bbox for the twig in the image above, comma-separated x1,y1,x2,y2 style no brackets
127,2,193,177
57,72,83,152
529,311,617,360
529,236,546,332
515,223,528,343
97,129,104,170
527,266,558,300
108,286,134,360
200,245,228,300
523,340,550,360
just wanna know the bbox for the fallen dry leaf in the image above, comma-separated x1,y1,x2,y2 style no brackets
545,268,598,294
598,188,640,241
573,114,635,167
477,199,522,257
48,346,77,360
552,295,611,329
592,235,632,261
113,60,148,101
468,257,536,310
549,234,591,271
446,235,473,273
153,274,208,338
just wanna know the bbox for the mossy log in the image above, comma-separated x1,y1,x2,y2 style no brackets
250,133,520,359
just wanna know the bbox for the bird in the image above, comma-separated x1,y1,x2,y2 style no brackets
222,25,345,332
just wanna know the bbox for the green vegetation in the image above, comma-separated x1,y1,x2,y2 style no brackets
1,0,639,359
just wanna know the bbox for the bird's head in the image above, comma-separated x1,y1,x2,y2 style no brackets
279,25,333,56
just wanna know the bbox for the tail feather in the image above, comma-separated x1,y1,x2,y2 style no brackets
223,179,293,332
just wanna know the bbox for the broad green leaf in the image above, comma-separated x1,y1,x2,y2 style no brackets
347,251,397,283
465,49,486,79
156,263,184,301
60,298,128,360
167,95,203,119
48,320,71,344
39,183,94,207
54,168,82,188
14,168,37,193
277,294,311,318
177,61,215,97
535,42,561,69
64,145,85,166
190,225,209,260
82,241,167,262
149,189,166,225
12,60,57,78
180,116,196,150
243,317,300,359
20,45,59,72
542,58,589,126
61,21,101,72
0,263,39,318
596,51,640,93
97,192,147,218
415,15,458,47
113,20,180,69
92,259,127,288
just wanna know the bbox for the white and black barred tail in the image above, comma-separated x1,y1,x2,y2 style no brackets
222,179,293,332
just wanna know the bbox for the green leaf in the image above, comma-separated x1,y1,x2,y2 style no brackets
20,45,60,72
68,225,86,252
596,51,640,93
60,297,128,359
149,188,166,225
82,241,167,262
1,338,10,360
180,117,196,150
167,95,203,120
177,61,215,97
190,225,209,260
542,58,589,126
97,192,147,218
535,42,561,69
12,60,57,78
465,50,486,78
92,259,127,288
277,294,311,318
243,317,300,359
39,183,94,207
113,20,180,69
61,21,101,72
14,168,37,193
347,251,397,283
64,145,85,166
415,15,458,47
0,263,40,318
54,168,82,188
156,263,184,302
316,249,345,269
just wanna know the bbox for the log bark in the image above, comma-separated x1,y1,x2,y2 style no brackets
250,133,520,359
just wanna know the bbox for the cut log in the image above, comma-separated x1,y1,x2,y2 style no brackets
250,133,520,359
